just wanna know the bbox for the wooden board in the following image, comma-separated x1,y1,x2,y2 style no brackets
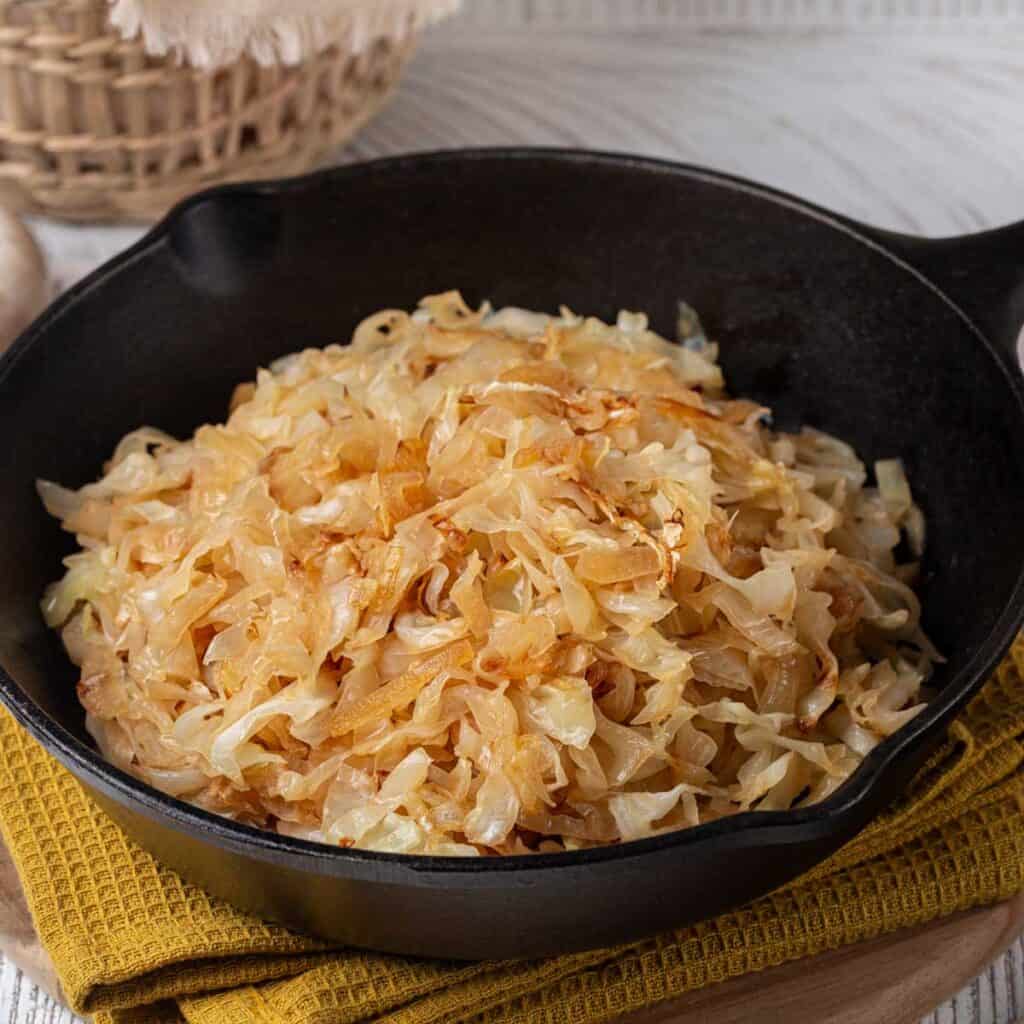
621,896,1024,1024
2,836,1021,1024
0,842,61,1004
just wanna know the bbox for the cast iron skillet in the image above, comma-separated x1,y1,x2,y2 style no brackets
1,149,1023,960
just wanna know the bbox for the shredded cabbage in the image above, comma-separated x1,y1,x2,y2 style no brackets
39,291,937,855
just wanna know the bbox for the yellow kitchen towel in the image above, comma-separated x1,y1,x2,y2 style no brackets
1,636,1022,1024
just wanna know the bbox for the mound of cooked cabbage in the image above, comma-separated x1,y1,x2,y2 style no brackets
39,292,937,855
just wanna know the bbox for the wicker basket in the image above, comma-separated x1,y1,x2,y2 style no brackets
0,0,415,221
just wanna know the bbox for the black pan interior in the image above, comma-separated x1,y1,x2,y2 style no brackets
1,150,1022,792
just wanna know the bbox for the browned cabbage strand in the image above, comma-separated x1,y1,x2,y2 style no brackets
39,293,937,855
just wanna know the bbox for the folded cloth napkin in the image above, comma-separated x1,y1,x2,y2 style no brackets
1,636,1022,1024
108,0,461,67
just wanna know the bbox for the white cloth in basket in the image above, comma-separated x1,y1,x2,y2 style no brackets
108,0,459,67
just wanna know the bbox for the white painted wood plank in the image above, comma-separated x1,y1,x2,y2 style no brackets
0,959,77,1024
461,0,1024,29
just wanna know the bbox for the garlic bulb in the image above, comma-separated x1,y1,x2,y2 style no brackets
0,208,48,354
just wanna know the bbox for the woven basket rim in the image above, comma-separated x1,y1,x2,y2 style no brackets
0,0,417,221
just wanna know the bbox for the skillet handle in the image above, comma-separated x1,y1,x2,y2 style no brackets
861,222,1024,368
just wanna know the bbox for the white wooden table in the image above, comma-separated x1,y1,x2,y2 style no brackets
4,2,1024,1021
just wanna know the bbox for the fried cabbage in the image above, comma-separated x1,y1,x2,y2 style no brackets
39,292,937,855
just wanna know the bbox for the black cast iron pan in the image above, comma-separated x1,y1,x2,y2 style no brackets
1,149,1022,960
